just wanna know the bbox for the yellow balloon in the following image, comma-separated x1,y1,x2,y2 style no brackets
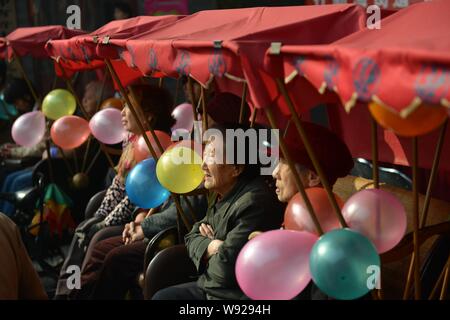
42,89,77,120
156,146,204,194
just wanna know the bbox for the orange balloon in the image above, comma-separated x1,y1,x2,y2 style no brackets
100,97,123,110
284,187,344,236
51,116,90,150
369,102,447,137
133,130,173,162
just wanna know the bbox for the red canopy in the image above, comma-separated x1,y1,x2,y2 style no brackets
2,26,85,60
46,15,181,74
96,4,365,113
262,0,450,177
265,0,450,115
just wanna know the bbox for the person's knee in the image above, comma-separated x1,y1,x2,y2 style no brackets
103,246,126,270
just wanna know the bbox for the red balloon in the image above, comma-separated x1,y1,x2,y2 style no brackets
133,130,173,162
51,116,90,150
284,187,344,235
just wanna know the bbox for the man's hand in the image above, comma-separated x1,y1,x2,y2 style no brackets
206,239,223,259
129,225,145,244
199,223,215,240
122,222,135,244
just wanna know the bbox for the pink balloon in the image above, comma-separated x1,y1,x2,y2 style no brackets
51,116,90,150
236,229,318,300
134,130,173,162
12,111,46,147
89,108,126,144
171,103,194,132
342,189,407,254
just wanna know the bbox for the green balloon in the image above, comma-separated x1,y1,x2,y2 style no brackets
42,89,76,120
309,228,380,300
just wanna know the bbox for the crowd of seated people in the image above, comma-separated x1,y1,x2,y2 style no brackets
0,71,370,301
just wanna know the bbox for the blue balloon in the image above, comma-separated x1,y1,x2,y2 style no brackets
309,228,380,300
125,158,170,209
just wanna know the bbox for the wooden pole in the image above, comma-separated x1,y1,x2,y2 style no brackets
276,78,347,228
239,82,248,124
265,105,323,235
428,255,450,300
81,137,92,173
250,108,258,128
420,119,448,228
187,76,198,121
439,262,449,300
173,77,180,108
404,119,448,299
95,67,110,112
105,59,192,230
13,52,40,105
200,86,208,133
371,117,380,189
412,137,421,300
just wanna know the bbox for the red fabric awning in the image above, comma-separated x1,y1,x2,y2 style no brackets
262,0,450,173
98,4,365,126
4,26,85,60
265,0,450,115
46,15,181,84
46,15,181,71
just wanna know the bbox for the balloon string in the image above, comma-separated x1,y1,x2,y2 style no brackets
81,136,92,173
85,148,102,175
58,146,74,176
95,67,110,113
173,77,180,108
105,59,192,232
72,147,79,173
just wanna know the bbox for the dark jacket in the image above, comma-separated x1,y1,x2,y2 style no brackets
185,175,284,300
141,194,208,240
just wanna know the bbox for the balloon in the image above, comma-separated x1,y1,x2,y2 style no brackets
51,116,90,149
72,173,89,189
171,103,195,132
89,108,126,144
134,130,173,162
369,102,447,137
342,189,407,253
156,145,203,194
310,228,380,300
100,97,123,110
236,230,318,300
42,89,76,120
125,158,170,209
11,111,45,147
284,188,344,236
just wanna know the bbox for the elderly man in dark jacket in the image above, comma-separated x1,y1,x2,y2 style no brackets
153,124,284,300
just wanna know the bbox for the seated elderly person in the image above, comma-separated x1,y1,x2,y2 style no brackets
273,121,354,202
269,121,354,300
66,93,251,300
153,123,284,300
